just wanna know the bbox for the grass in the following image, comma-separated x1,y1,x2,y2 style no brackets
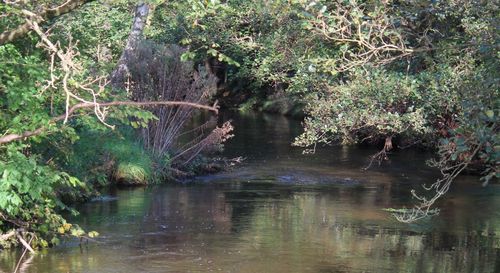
66,127,156,186
104,139,152,185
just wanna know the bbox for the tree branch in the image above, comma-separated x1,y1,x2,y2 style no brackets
0,100,219,145
0,0,95,45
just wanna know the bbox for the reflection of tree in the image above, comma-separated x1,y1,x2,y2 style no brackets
233,193,500,273
222,181,297,233
3,174,499,272
219,111,303,161
134,186,236,249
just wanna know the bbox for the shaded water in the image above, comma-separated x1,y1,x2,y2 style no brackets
1,112,499,273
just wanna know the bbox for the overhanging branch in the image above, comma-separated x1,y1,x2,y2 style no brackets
0,100,219,145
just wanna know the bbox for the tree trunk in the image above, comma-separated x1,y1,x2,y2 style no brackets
110,2,150,89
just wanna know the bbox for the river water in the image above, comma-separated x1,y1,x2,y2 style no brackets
1,112,499,273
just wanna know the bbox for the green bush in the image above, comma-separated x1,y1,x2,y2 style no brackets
0,144,91,249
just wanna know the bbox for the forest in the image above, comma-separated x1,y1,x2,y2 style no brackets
0,0,498,266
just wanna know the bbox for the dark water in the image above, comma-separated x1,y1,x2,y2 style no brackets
1,112,499,273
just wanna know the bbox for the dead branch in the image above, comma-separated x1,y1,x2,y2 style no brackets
363,136,393,170
170,121,234,165
392,142,482,223
16,233,34,254
26,18,88,124
0,229,16,241
0,0,95,45
13,234,34,273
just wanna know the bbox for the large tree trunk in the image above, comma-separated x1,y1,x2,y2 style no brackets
0,0,95,45
110,2,150,89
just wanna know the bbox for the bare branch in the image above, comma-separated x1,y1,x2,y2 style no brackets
16,233,34,254
0,230,16,241
0,100,219,145
392,143,482,223
308,1,432,72
363,136,393,170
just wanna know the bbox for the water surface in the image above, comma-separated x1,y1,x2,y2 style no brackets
1,112,499,273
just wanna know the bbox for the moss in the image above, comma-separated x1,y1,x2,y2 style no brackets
114,162,151,185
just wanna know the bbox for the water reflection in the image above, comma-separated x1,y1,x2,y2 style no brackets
1,112,499,273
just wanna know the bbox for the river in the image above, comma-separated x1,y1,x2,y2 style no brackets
1,112,499,273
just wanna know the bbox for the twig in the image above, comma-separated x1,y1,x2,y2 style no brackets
393,143,482,223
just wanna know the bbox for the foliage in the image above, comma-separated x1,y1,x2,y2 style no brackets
0,44,61,142
152,0,497,156
301,0,498,220
149,0,311,108
294,68,429,152
0,0,498,253
50,0,136,71
0,144,94,249
0,0,230,250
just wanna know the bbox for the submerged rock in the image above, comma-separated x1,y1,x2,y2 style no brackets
90,195,118,202
276,172,360,185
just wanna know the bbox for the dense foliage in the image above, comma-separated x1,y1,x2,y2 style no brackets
0,0,136,248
